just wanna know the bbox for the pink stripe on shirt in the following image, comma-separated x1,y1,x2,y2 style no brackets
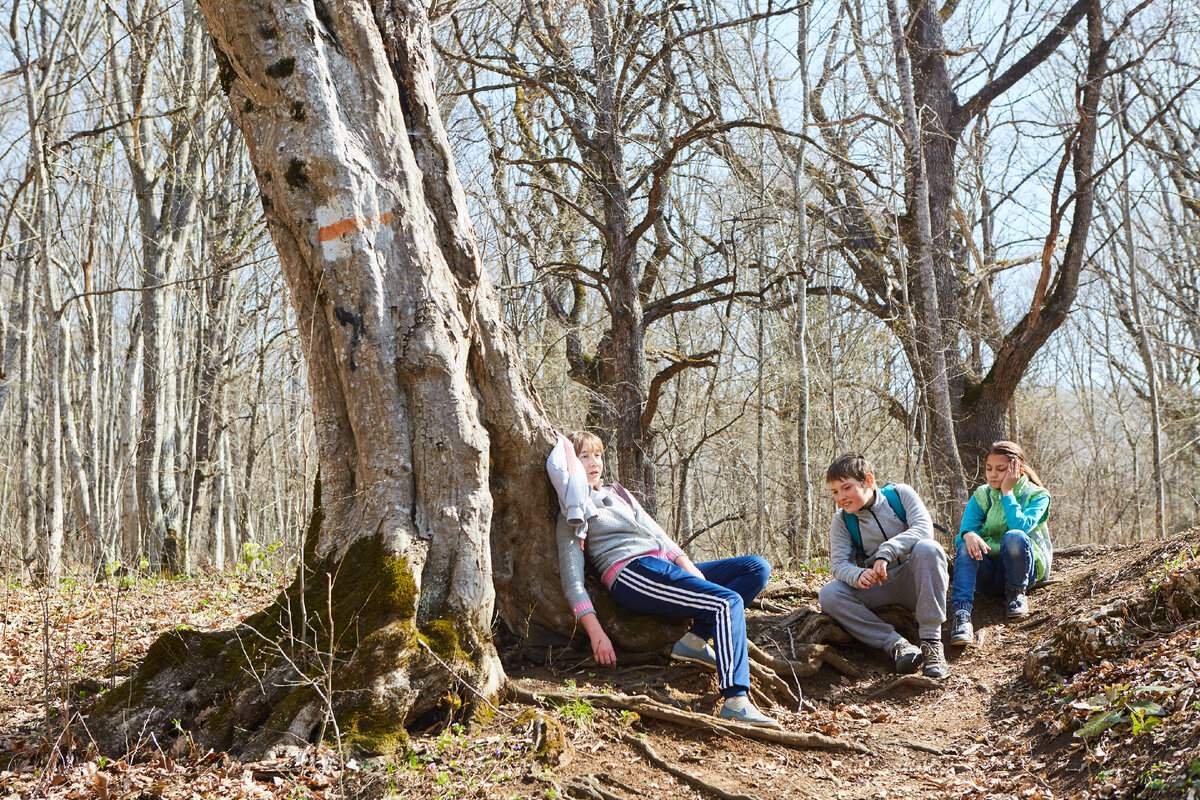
601,548,681,588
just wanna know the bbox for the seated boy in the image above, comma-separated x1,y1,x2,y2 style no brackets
817,453,949,678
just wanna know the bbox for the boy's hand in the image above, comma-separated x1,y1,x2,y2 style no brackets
963,532,990,560
857,569,879,589
869,558,889,584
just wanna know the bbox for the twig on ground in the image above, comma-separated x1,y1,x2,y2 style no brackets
620,732,763,800
1019,613,1052,630
747,654,799,707
762,607,811,631
892,738,948,755
747,638,864,679
507,680,871,753
749,598,793,613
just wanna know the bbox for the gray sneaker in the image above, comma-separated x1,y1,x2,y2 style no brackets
949,609,974,646
671,636,717,671
921,639,949,679
1006,591,1030,618
891,639,923,674
719,699,781,728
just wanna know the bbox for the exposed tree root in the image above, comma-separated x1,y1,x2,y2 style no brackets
864,674,943,699
747,639,863,681
507,681,871,753
747,654,799,707
620,733,763,800
566,774,630,800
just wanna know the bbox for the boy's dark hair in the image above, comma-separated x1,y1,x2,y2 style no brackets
825,452,873,483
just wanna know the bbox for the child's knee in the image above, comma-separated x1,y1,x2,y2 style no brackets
818,580,849,612
912,538,946,563
746,555,771,588
1002,530,1029,556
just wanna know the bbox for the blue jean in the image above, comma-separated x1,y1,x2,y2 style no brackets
951,530,1037,612
609,555,770,697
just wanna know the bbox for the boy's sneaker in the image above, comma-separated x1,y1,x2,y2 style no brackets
921,639,949,679
949,610,975,646
671,633,717,671
1006,591,1030,619
719,697,781,728
891,639,923,674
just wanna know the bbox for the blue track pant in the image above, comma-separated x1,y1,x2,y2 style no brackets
609,555,770,697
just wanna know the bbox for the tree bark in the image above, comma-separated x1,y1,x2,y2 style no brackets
887,0,969,518
89,0,677,758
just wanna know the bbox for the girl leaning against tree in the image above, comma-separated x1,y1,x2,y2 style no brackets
546,431,780,728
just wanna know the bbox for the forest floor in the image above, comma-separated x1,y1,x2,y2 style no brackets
0,532,1197,800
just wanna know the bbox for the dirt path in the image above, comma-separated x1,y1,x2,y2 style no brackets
475,536,1196,800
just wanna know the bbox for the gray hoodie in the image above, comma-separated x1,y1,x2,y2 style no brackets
556,483,684,619
828,483,934,586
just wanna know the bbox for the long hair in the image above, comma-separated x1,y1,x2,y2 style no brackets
989,440,1044,488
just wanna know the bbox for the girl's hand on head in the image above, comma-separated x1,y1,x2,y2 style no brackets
964,531,989,560
1000,457,1020,493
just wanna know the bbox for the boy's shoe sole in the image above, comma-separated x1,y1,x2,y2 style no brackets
949,633,974,647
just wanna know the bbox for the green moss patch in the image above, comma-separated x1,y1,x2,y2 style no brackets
418,618,463,662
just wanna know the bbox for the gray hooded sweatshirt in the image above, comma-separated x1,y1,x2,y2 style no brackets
828,483,934,586
556,483,684,620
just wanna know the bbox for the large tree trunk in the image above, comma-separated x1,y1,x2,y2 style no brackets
88,0,676,758
888,0,969,521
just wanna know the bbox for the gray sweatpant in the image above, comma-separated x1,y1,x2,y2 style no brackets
818,538,948,651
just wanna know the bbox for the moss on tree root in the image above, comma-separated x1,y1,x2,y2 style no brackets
86,475,497,758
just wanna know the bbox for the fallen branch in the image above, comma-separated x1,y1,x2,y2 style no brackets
1056,544,1112,558
507,681,871,753
757,581,814,601
621,733,762,800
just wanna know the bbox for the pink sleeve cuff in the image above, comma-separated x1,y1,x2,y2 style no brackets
572,601,595,619
664,548,683,562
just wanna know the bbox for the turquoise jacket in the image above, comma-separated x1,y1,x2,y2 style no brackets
956,477,1052,581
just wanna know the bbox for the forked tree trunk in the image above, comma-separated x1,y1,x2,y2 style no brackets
88,0,677,759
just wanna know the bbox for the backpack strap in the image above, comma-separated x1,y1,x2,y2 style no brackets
842,484,907,563
879,484,907,526
840,510,866,563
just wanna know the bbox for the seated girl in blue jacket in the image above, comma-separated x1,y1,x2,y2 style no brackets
949,440,1052,646
548,431,777,727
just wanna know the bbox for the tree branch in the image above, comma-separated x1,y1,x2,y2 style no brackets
952,0,1090,133
641,350,719,431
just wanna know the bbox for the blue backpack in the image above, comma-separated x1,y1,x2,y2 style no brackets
841,484,906,563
